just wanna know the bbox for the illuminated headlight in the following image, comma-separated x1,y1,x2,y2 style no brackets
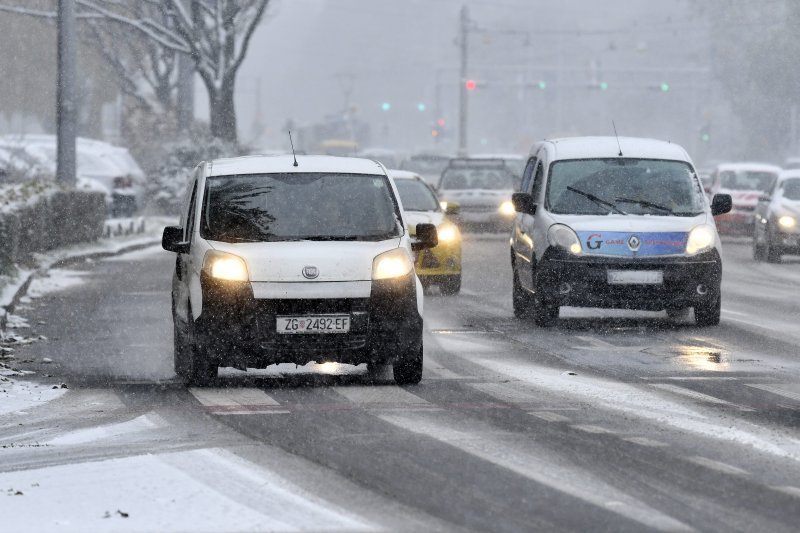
499,200,515,216
437,223,459,243
203,250,249,281
778,215,796,229
439,200,448,211
372,248,413,280
547,224,582,255
686,225,715,255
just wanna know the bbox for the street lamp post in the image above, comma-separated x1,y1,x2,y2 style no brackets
56,0,77,187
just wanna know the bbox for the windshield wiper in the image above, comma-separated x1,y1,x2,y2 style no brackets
298,235,361,241
566,186,627,215
615,197,673,214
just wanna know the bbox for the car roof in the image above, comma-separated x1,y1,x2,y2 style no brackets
387,169,424,181
207,155,386,177
471,153,525,160
536,136,691,162
716,162,782,173
778,169,800,181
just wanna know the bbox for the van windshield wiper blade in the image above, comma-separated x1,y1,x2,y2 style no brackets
566,186,627,215
615,197,673,214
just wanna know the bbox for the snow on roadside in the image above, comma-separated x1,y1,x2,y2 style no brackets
0,375,65,417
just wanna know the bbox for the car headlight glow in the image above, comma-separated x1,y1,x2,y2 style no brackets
547,224,582,255
499,200,515,216
204,251,249,281
686,225,715,255
439,200,448,211
372,248,413,280
437,223,459,243
778,215,796,229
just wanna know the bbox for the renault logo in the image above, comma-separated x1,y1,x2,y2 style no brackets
302,266,319,279
627,235,641,252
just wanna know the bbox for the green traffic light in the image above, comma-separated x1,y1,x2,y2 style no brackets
660,83,670,92
417,103,426,112
599,82,608,91
701,133,710,142
381,102,391,111
538,81,546,90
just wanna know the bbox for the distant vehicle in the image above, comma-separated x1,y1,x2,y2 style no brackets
0,134,146,216
470,152,526,181
753,169,800,262
706,162,781,235
783,156,800,170
357,148,402,170
399,152,453,185
510,136,732,327
389,169,462,295
162,155,438,386
437,157,517,232
315,139,359,156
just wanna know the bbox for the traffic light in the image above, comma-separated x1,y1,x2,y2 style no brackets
381,102,391,111
660,82,670,92
599,81,609,91
417,102,426,112
465,79,477,91
537,80,547,90
700,123,711,142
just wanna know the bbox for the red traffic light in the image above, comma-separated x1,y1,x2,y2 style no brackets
436,118,446,127
465,79,477,91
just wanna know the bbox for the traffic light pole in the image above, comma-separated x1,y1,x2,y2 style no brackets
56,0,77,187
457,5,469,156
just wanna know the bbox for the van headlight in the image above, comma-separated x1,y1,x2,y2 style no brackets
686,225,715,255
499,200,515,216
437,222,460,243
778,215,796,229
203,250,249,281
547,224,582,255
372,248,413,280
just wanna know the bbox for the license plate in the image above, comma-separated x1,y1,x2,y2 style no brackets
276,315,350,334
607,270,663,285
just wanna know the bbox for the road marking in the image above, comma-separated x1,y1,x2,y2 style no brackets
722,309,749,316
639,376,740,381
623,437,669,448
574,335,619,349
332,386,440,411
745,383,800,403
423,355,469,380
771,486,800,498
686,456,749,476
650,383,755,411
529,411,571,423
189,388,290,415
571,425,615,434
469,382,540,405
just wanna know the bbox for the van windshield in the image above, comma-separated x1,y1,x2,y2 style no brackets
719,170,777,192
546,158,706,216
200,173,403,242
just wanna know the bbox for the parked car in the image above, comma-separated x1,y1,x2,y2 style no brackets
510,136,732,326
753,170,800,262
706,162,781,235
389,169,462,295
437,157,518,232
162,155,438,385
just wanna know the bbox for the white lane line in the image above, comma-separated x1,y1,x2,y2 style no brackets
379,413,691,532
745,384,800,403
529,411,571,423
571,424,615,435
771,486,800,498
332,386,440,411
686,456,749,476
638,376,740,381
189,388,290,414
650,383,755,412
574,335,618,349
623,437,669,448
722,309,749,316
470,382,540,404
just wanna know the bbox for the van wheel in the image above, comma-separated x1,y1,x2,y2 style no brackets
512,269,532,318
175,307,217,386
765,235,782,263
439,275,461,296
393,344,423,385
533,297,559,327
694,297,721,327
752,231,766,261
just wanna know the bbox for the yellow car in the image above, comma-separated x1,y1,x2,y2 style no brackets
390,170,462,295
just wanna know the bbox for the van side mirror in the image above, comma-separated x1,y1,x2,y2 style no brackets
512,192,536,215
412,223,438,251
162,226,189,254
711,194,733,216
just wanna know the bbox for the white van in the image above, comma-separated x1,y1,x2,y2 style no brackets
162,155,438,385
510,137,732,326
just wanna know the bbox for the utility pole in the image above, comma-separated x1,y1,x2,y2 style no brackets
457,5,470,156
177,53,195,133
56,0,77,186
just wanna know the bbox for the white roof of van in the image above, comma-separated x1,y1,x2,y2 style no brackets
539,136,691,162
387,169,423,180
778,169,800,181
716,162,782,173
207,155,386,177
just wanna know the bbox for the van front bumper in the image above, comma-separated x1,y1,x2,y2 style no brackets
194,272,422,367
537,248,722,311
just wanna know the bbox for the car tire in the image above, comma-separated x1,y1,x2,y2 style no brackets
512,267,532,318
694,296,721,327
439,275,461,296
764,232,782,263
752,229,766,261
367,361,390,379
393,343,423,385
175,306,218,386
533,295,559,327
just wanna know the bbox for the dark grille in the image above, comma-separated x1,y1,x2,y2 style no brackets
254,298,368,315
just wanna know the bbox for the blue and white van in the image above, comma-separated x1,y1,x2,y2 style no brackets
509,137,732,326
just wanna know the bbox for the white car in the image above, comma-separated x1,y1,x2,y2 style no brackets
162,155,438,385
753,169,800,262
510,137,732,326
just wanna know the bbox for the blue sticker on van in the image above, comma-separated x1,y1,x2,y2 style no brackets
577,232,687,256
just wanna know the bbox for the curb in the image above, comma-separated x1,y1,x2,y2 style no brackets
0,239,161,334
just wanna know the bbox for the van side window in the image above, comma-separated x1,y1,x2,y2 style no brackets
531,161,545,202
520,157,537,193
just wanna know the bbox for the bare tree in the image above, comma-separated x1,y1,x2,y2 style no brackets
0,0,271,144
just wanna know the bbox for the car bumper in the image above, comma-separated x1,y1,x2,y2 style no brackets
195,272,422,367
537,249,722,311
414,241,461,278
714,211,754,235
